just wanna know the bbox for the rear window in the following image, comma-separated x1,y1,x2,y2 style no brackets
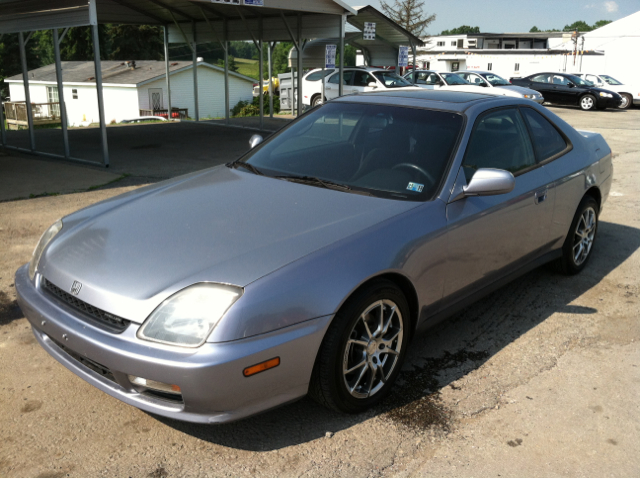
306,70,335,81
520,108,568,162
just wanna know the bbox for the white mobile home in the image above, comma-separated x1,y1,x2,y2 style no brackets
4,60,255,126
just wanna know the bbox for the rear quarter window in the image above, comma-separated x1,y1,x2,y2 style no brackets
520,108,568,162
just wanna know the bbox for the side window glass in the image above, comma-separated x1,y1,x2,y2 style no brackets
520,108,568,162
353,72,374,87
462,108,536,182
342,71,355,85
328,73,340,84
426,73,440,85
553,75,567,85
531,74,548,83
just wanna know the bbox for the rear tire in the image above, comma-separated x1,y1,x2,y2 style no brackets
579,94,597,111
309,280,410,413
311,95,324,107
618,93,632,110
553,196,599,275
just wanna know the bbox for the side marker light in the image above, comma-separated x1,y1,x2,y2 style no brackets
243,357,280,377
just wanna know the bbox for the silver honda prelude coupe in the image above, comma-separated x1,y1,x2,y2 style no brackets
16,90,612,424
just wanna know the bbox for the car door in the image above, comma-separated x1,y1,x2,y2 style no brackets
325,71,355,99
529,74,555,101
352,71,379,94
442,107,556,304
552,75,579,105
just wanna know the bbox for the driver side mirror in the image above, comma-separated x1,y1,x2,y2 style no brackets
367,82,378,88
249,134,263,149
465,168,515,196
451,168,515,202
479,82,488,87
568,82,576,88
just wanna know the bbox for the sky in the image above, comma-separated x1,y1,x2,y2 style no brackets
342,0,640,34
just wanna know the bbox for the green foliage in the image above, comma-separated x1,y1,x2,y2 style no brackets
216,55,239,73
593,20,612,29
440,25,480,35
563,20,593,32
231,95,280,117
107,25,163,60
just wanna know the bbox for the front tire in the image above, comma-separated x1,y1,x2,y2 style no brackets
554,196,599,275
618,93,632,110
580,94,597,111
309,280,410,413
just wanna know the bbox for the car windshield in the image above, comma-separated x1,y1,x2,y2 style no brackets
372,71,412,88
481,73,510,86
566,75,594,86
241,103,463,201
600,74,623,85
441,73,470,85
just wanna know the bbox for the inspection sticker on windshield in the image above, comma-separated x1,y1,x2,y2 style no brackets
406,182,424,193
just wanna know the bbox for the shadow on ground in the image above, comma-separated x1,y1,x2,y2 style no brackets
153,220,640,451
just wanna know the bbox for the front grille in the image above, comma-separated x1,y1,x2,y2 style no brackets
50,337,116,383
43,279,130,333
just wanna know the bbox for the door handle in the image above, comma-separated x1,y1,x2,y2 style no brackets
535,188,548,204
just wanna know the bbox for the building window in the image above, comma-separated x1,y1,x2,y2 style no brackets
451,41,456,46
488,63,493,71
515,63,520,71
72,89,78,100
423,61,430,69
437,41,445,47
451,61,460,72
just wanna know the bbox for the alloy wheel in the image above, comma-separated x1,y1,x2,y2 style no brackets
618,95,630,109
581,96,594,110
573,206,597,266
342,300,403,399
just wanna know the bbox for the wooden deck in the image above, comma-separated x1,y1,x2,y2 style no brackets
4,102,61,129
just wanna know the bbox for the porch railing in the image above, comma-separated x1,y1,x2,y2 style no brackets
3,101,61,129
139,108,188,120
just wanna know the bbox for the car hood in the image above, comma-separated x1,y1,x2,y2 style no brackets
40,166,418,322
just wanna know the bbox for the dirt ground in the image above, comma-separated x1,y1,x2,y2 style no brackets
0,106,638,478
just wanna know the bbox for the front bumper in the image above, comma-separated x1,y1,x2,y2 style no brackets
597,96,622,109
15,264,331,423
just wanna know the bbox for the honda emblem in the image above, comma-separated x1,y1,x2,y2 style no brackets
70,281,82,296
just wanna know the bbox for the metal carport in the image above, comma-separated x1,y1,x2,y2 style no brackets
0,0,356,167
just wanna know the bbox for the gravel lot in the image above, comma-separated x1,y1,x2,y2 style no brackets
0,106,638,477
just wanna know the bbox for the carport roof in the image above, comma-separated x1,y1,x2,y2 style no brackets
0,0,356,36
4,60,256,85
348,6,424,47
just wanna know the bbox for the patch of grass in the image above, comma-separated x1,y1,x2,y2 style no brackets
29,192,60,199
235,58,260,80
87,173,130,191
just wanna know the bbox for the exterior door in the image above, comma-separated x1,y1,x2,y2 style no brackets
552,75,581,105
46,86,60,118
149,88,163,111
325,71,355,99
443,107,556,303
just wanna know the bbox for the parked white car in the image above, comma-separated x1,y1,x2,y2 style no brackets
574,73,639,109
454,71,544,104
303,67,415,107
402,70,483,94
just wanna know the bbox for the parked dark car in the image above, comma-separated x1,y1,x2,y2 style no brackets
510,72,622,111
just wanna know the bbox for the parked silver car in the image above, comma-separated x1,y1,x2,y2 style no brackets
455,70,545,103
16,90,612,423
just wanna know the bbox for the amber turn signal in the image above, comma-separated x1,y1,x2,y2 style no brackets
243,357,280,377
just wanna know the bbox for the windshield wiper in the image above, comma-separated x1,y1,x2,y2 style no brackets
275,175,351,191
227,160,263,176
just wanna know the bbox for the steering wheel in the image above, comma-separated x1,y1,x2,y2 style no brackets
391,163,436,186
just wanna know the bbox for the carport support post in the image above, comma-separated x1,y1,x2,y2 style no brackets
297,14,303,116
268,42,274,118
338,14,345,97
91,24,109,167
258,18,264,130
224,20,229,126
411,43,417,85
19,31,36,151
0,88,6,146
53,28,70,159
192,21,199,122
163,26,173,121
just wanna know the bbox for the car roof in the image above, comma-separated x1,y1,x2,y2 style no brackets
332,88,500,112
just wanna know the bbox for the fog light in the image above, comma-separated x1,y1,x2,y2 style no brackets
128,375,181,395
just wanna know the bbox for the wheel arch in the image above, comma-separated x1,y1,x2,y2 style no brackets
584,186,602,211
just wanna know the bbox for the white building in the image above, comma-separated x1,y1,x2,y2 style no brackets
5,60,255,126
415,9,640,82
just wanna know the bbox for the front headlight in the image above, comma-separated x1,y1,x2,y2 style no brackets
137,283,243,347
28,219,62,281
599,92,613,98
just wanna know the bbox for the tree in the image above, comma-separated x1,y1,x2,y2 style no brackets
593,19,612,29
380,0,436,38
529,26,540,32
107,25,163,60
563,20,593,32
440,25,480,35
